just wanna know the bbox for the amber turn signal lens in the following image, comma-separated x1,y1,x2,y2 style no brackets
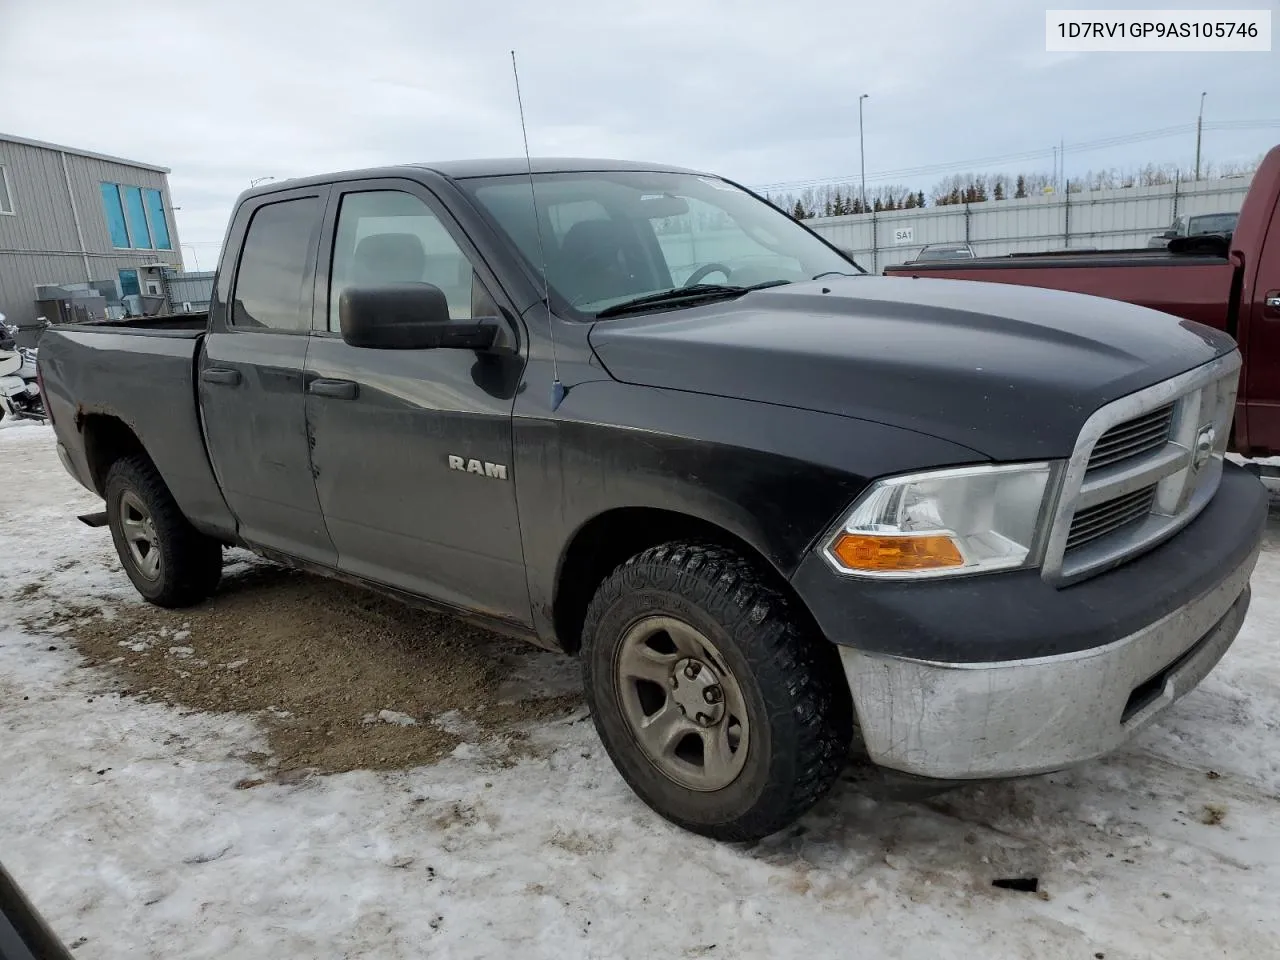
829,533,964,572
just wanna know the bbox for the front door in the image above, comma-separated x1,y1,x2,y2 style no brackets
199,189,336,566
304,181,530,623
1243,185,1280,454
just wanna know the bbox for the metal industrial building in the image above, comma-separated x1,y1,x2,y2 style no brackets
0,132,182,333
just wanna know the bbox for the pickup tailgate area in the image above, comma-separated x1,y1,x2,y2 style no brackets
39,327,236,540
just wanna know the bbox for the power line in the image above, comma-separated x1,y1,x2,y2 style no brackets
755,120,1280,193
1205,119,1280,130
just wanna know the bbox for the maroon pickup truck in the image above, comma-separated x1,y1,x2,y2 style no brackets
886,144,1280,460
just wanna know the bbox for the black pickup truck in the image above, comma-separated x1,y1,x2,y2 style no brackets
39,159,1267,841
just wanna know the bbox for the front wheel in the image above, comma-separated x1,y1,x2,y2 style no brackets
105,455,222,608
582,542,852,841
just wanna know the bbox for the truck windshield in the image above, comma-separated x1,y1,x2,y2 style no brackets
460,170,860,318
1188,213,1238,236
917,244,973,260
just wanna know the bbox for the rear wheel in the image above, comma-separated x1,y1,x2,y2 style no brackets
582,542,852,841
105,455,222,608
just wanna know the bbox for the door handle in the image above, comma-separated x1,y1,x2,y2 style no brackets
1265,291,1280,311
308,378,358,400
201,367,241,386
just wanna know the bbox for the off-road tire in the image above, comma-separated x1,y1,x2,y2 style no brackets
582,541,852,841
105,455,222,608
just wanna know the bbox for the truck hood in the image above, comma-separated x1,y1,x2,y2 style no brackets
587,276,1237,461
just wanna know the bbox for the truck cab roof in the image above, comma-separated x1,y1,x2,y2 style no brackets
241,157,710,200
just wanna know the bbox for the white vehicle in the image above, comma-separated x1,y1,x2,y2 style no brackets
0,314,45,423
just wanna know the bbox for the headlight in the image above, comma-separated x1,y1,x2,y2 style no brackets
822,463,1055,578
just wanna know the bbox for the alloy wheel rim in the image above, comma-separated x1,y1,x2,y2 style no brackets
120,491,162,581
614,615,750,792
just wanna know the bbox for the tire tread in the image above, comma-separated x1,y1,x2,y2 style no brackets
583,540,851,841
106,455,221,608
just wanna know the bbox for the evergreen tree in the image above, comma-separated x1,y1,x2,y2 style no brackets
759,155,1256,217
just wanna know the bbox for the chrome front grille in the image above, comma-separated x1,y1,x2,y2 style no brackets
1042,352,1241,586
1065,484,1158,550
1087,405,1174,473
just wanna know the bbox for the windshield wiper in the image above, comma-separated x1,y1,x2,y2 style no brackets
811,270,862,280
594,280,790,319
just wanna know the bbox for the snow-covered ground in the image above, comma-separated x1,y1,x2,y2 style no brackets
2,422,1279,959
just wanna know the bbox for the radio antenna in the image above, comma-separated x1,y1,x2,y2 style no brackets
511,50,565,411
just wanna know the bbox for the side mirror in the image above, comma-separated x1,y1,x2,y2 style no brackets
338,283,498,350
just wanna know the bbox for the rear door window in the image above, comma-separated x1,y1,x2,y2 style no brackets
232,197,322,331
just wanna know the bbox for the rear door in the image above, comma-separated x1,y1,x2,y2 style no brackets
303,179,530,623
199,187,337,565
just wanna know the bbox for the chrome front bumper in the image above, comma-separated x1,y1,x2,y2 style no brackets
840,542,1259,780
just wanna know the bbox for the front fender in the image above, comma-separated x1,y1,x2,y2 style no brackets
513,379,985,645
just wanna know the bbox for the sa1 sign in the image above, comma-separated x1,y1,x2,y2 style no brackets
892,226,915,245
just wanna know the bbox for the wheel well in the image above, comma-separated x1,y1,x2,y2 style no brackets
553,507,806,654
81,415,147,495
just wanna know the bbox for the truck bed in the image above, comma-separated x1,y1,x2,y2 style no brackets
38,325,236,540
884,247,1237,333
57,312,209,337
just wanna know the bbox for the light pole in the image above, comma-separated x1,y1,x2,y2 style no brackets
250,176,275,188
858,94,869,214
1194,91,1207,181
181,243,202,271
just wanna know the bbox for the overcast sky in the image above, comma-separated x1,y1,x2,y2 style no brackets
1,0,1275,269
